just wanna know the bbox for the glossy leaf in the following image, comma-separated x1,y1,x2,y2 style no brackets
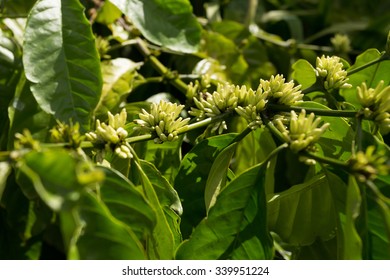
110,0,202,53
19,149,84,211
291,59,317,89
204,142,236,213
341,49,390,107
176,163,273,260
299,101,354,161
267,174,337,246
0,162,11,202
174,133,237,238
97,166,156,241
23,0,102,132
8,73,54,149
95,58,142,119
140,160,182,246
72,192,146,259
134,161,175,259
342,176,362,259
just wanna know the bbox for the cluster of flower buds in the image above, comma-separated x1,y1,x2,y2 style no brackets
50,121,83,148
235,86,268,130
315,55,352,91
260,74,303,105
190,83,239,133
134,100,190,143
85,108,133,159
275,109,330,153
357,81,390,135
348,146,389,182
330,34,351,54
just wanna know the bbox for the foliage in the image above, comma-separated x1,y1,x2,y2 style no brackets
0,0,390,260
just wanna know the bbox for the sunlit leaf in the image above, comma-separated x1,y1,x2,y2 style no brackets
176,163,273,260
110,0,202,53
97,166,156,241
72,192,146,260
291,59,317,89
267,174,337,246
341,49,390,107
23,0,102,132
174,133,237,238
134,161,175,259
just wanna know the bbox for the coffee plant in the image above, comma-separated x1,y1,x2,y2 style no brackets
0,0,389,260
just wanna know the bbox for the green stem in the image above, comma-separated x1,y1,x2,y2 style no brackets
245,0,258,27
301,83,325,95
347,54,388,76
267,104,358,118
136,39,188,94
303,151,349,169
260,112,286,143
230,126,253,144
355,115,364,152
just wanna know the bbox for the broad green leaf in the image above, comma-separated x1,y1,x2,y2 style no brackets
341,49,390,107
343,176,362,259
97,166,156,241
232,125,277,194
140,160,182,246
72,192,146,259
143,136,183,184
174,133,237,238
200,30,248,84
204,142,236,213
23,0,102,132
134,161,175,259
110,0,202,53
8,73,54,149
291,59,317,89
19,149,85,211
299,101,353,161
267,174,337,246
176,163,273,260
95,58,142,119
261,10,304,42
95,0,122,25
0,162,11,202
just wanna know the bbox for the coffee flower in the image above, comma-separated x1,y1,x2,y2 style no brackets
235,86,268,129
348,146,389,182
315,55,352,91
134,100,190,143
260,74,303,105
190,83,239,133
275,109,330,153
357,81,390,135
86,109,132,159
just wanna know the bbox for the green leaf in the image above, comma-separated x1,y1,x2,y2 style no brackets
95,58,142,119
134,161,175,259
299,101,354,161
341,49,390,107
71,192,146,259
19,149,85,211
261,10,304,42
140,160,182,246
0,162,11,202
232,126,277,194
176,163,273,260
267,174,337,246
95,0,122,25
204,142,236,213
142,137,183,184
343,176,362,259
97,166,156,241
110,0,202,53
291,59,317,89
8,73,54,149
23,0,102,132
174,133,237,238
